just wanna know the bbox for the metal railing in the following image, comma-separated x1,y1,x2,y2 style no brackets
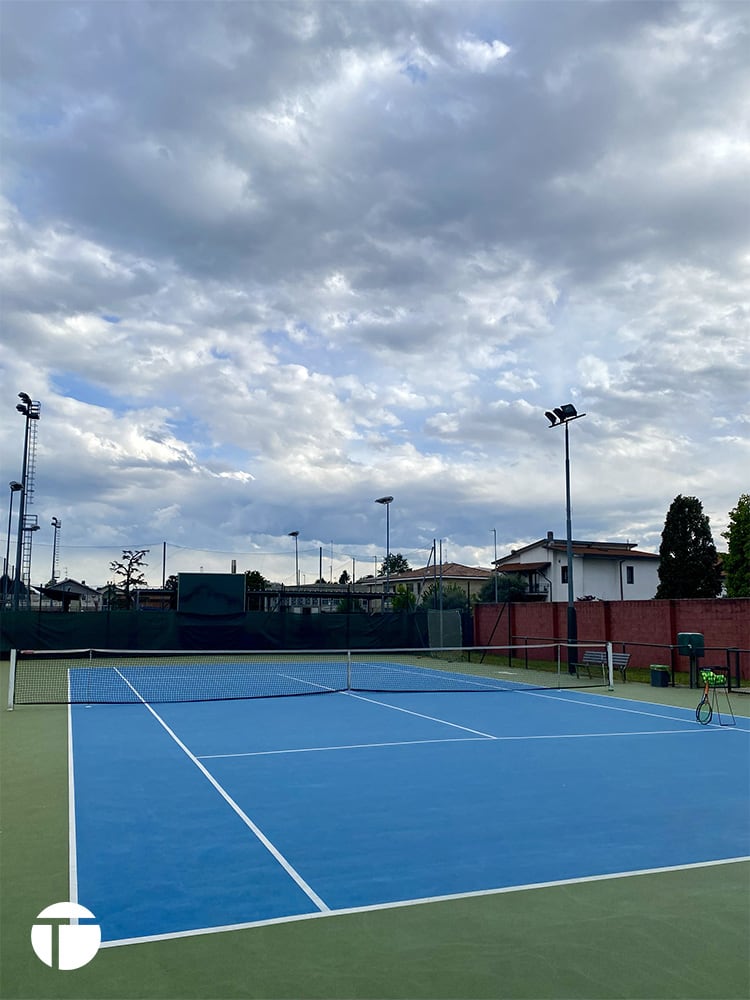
511,635,749,690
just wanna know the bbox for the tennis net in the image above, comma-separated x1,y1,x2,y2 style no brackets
7,643,615,707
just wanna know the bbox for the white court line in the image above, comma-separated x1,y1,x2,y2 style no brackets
198,726,723,761
111,668,329,913
99,854,750,950
276,671,737,741
277,672,337,692
528,689,750,731
345,691,500,738
354,660,504,690
278,672,498,739
490,728,727,740
67,676,79,914
198,736,490,759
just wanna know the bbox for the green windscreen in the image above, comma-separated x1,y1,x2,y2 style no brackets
177,573,245,614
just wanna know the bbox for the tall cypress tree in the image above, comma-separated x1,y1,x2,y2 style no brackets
722,494,750,598
656,495,722,598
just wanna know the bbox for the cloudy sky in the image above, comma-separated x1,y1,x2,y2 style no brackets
1,0,748,590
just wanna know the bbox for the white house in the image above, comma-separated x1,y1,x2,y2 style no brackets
493,532,660,602
42,577,103,611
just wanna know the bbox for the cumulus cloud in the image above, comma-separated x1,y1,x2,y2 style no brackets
1,1,748,586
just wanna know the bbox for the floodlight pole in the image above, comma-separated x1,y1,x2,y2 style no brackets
563,419,576,668
3,482,23,608
50,517,61,584
288,531,299,586
13,393,41,610
492,528,498,602
375,496,393,610
544,404,586,673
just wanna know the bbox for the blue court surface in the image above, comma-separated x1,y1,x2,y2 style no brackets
69,677,750,947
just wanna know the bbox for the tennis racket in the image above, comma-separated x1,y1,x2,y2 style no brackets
696,674,713,725
696,693,712,725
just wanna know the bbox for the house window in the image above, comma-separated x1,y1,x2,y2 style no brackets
561,565,568,584
626,566,635,585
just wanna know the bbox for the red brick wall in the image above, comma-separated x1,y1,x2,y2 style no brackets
474,599,750,678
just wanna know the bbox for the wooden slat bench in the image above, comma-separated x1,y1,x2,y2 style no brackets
574,650,631,682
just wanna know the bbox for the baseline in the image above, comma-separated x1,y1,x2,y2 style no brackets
99,855,750,950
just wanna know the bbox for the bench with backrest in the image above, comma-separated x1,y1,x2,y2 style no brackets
574,649,630,682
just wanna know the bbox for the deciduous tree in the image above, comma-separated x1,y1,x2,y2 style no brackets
380,553,411,576
477,574,529,603
391,584,416,611
245,570,271,611
109,549,149,609
420,582,468,610
722,494,750,597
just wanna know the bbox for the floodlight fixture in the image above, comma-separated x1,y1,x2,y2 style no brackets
546,403,583,426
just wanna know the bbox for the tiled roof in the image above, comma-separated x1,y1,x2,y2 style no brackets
387,562,492,582
561,544,659,560
497,538,659,564
495,561,549,573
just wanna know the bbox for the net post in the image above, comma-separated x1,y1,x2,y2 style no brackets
606,641,614,691
7,649,17,710
346,650,352,691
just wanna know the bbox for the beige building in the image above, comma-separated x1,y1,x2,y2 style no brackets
361,562,493,609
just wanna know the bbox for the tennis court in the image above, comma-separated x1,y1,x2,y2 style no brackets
2,646,749,998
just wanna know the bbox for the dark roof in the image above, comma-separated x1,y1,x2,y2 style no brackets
40,586,79,602
48,578,102,597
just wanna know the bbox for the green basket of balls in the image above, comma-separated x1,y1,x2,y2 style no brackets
700,670,727,687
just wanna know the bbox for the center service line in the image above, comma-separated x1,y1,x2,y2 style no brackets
277,673,498,739
111,668,329,913
345,690,499,738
